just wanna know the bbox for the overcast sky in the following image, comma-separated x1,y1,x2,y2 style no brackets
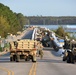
0,0,76,16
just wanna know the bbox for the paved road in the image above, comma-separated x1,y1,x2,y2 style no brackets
0,28,76,75
0,48,76,75
37,49,76,75
21,30,33,39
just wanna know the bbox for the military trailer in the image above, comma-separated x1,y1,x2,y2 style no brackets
62,40,76,64
10,39,38,62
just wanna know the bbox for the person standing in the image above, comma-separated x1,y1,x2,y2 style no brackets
38,43,44,59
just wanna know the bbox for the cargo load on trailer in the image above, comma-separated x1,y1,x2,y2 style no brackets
10,39,38,62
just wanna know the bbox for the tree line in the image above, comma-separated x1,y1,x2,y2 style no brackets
0,3,28,38
27,16,76,25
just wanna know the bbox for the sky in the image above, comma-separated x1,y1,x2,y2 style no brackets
0,0,76,16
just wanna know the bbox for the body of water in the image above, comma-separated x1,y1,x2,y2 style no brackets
25,25,76,32
34,25,59,30
32,25,76,37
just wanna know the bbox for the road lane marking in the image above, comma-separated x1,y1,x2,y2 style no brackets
28,63,35,75
0,66,14,75
28,62,37,75
33,63,37,75
10,70,14,75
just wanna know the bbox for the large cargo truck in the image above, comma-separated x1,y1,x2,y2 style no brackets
10,39,38,62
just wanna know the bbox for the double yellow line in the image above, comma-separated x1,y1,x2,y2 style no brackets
0,62,37,75
28,62,37,75
0,67,14,75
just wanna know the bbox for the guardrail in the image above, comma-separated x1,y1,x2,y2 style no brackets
32,28,38,40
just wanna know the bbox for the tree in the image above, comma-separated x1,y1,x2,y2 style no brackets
55,26,65,37
16,13,27,29
0,15,10,37
0,3,27,37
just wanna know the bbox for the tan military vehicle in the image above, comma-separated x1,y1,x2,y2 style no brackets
10,39,38,62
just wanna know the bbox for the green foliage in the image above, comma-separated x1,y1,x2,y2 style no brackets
16,13,28,29
55,26,70,38
55,26,65,37
0,3,27,38
0,15,10,37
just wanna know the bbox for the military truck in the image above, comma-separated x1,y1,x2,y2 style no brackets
62,40,76,64
10,39,38,62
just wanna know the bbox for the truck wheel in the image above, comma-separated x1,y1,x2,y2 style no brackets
31,56,34,62
71,57,75,64
16,55,20,62
31,56,36,62
63,57,66,61
67,56,71,63
71,60,75,64
25,58,28,61
25,57,30,61
13,56,16,61
10,55,16,61
63,56,67,61
10,56,13,61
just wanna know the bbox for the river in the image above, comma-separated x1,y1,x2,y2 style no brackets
26,25,76,31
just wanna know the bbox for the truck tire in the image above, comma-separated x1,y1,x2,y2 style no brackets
12,55,15,61
25,58,28,61
31,56,36,62
25,56,30,61
67,56,71,63
16,55,20,62
63,57,66,61
71,56,75,64
10,55,16,62
10,56,13,61
63,56,67,61
71,59,75,64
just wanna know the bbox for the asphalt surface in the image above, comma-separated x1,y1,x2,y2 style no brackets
0,49,76,75
21,30,33,39
0,28,76,75
36,49,76,75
